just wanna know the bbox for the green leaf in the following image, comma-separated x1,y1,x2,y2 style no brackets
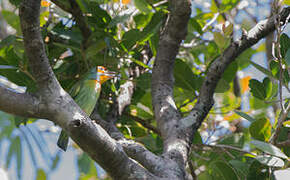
234,110,256,122
129,105,153,120
40,11,50,27
223,23,233,37
14,116,28,127
87,2,111,27
250,61,274,78
283,120,290,127
86,39,106,59
174,59,202,91
219,0,241,12
280,33,290,58
276,127,290,157
236,48,256,70
134,0,152,13
270,60,280,79
50,22,83,46
249,96,268,109
136,134,162,153
198,171,213,180
78,153,91,174
210,0,219,13
214,32,228,50
229,160,249,179
251,140,288,159
76,0,88,12
284,0,290,5
13,40,25,59
139,11,163,43
247,160,269,179
15,136,22,179
131,58,151,69
188,18,203,35
2,10,21,34
249,79,266,100
108,14,131,28
192,131,203,144
284,69,290,84
285,49,290,66
121,29,141,50
149,33,159,56
134,13,153,29
0,35,17,49
262,77,272,99
222,61,238,82
136,73,151,90
215,78,230,93
210,161,238,180
255,155,284,167
249,118,271,141
218,133,244,148
36,169,47,180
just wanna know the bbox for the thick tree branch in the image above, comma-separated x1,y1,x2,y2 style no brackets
91,108,173,178
0,85,46,118
18,1,156,179
118,139,178,177
151,0,191,166
19,1,60,93
181,6,290,153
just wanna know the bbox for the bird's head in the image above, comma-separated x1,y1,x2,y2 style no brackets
88,66,115,84
96,66,116,84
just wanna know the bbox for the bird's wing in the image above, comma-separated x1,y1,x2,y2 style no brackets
69,80,82,98
69,68,97,98
57,130,69,151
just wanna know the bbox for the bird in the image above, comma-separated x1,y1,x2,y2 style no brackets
57,66,116,151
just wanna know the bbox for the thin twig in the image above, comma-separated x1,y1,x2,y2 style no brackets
276,139,290,147
124,112,161,136
270,103,290,144
199,144,256,156
202,12,220,32
272,0,284,112
188,160,197,180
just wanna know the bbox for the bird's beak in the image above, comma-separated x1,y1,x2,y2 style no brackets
103,71,116,79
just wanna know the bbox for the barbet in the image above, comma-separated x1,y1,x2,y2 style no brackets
57,66,115,151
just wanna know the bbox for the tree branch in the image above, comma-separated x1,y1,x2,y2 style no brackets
0,85,46,118
18,1,156,179
151,0,191,166
19,0,60,93
270,104,290,144
181,6,290,155
91,107,172,177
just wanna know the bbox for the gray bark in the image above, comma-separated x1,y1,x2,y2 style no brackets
0,0,289,179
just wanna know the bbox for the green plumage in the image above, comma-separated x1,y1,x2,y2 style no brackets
57,69,101,151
